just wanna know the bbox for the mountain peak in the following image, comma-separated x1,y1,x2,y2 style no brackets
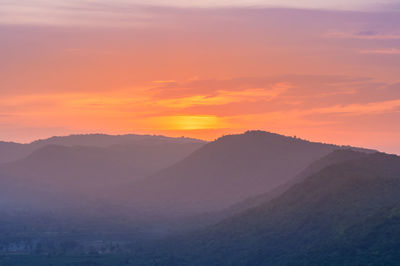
217,130,291,141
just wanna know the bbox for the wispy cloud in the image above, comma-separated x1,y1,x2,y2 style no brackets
360,49,400,55
325,30,400,40
0,0,160,27
1,74,399,150
309,99,400,116
1,0,400,27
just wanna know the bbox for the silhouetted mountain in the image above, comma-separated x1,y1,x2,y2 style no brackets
0,137,204,211
0,141,31,164
0,133,204,164
130,131,374,214
0,131,393,265
227,149,370,214
31,133,203,148
159,152,400,266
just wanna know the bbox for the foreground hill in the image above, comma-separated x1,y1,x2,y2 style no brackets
130,131,372,214
226,149,370,214
160,152,400,265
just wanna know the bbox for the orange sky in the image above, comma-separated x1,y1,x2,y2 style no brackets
1,4,400,154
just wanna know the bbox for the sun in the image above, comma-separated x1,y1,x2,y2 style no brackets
160,115,222,130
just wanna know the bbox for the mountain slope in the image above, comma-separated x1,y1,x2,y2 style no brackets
296,202,400,265
161,152,400,266
30,134,203,148
0,141,31,164
130,131,372,214
226,149,370,214
0,140,204,211
0,134,205,164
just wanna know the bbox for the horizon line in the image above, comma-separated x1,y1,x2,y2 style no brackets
0,130,387,155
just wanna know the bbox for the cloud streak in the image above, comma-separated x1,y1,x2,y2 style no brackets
1,0,400,27
326,31,400,40
360,49,400,55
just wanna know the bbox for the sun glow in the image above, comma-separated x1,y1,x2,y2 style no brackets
156,115,224,130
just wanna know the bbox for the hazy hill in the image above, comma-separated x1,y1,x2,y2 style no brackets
227,149,370,214
0,141,29,164
30,133,203,148
161,152,400,266
0,134,205,164
0,132,393,265
0,137,204,211
130,131,373,214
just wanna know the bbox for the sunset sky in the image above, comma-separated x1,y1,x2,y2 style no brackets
1,0,400,153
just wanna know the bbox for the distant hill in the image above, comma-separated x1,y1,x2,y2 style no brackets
0,133,205,164
30,133,203,148
0,141,29,165
160,152,400,266
129,131,374,214
0,135,205,211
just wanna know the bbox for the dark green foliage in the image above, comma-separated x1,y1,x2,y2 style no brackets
149,152,400,266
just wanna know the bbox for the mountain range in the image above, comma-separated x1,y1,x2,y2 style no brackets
0,134,205,211
0,134,204,164
128,131,374,214
0,131,398,266
144,151,400,266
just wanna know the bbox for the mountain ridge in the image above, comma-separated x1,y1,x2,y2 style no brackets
158,151,400,265
0,133,206,164
128,131,376,214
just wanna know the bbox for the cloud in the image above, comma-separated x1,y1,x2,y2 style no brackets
152,77,291,98
2,75,398,122
360,49,400,55
0,74,399,151
152,80,176,84
307,99,400,116
2,0,400,27
0,0,162,27
325,31,400,40
118,76,399,131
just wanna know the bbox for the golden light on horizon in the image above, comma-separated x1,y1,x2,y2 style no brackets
155,115,224,131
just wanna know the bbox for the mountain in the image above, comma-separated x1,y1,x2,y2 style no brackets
158,152,400,266
0,133,205,164
226,149,370,214
0,141,30,164
0,132,393,265
30,133,203,148
0,136,205,211
129,131,373,214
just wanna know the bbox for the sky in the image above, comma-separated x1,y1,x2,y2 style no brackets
1,0,400,154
